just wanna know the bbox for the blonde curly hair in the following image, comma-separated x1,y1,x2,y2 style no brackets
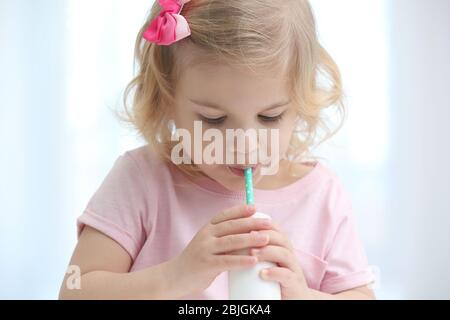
122,0,346,177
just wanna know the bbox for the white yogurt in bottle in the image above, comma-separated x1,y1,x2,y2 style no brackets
228,212,282,300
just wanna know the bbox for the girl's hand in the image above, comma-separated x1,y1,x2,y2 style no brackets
251,223,312,300
167,204,273,297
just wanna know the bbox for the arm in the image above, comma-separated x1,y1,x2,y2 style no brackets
61,204,280,300
308,285,376,300
59,226,185,300
255,223,376,300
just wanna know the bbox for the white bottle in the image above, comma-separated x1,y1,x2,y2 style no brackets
228,212,281,300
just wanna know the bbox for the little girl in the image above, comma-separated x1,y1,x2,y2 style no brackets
60,0,375,300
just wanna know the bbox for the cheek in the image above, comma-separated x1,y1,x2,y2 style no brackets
174,112,195,132
268,117,298,157
278,127,295,155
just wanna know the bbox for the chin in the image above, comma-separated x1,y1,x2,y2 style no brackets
216,168,264,192
218,178,246,192
200,165,264,192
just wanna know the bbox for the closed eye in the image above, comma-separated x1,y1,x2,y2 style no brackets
199,112,286,125
199,115,227,125
258,112,285,123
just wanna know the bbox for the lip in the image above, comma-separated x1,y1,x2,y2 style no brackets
227,164,261,177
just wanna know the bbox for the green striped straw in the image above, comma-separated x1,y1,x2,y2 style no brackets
244,168,254,205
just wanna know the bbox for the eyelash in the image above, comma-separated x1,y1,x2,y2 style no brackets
200,115,227,125
200,113,285,125
258,113,285,123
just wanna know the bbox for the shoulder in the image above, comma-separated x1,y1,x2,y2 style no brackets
123,145,164,172
121,145,172,181
100,145,173,203
288,160,347,194
314,162,355,225
316,162,346,187
299,161,353,219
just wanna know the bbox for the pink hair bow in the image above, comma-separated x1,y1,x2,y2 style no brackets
143,0,191,46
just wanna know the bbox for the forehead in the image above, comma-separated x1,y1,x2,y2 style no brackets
176,62,290,111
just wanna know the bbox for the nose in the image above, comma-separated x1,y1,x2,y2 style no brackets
237,130,258,154
225,127,259,165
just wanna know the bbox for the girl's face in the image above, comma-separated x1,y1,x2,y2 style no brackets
172,60,298,192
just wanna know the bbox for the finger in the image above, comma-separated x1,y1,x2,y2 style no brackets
250,245,298,272
260,267,298,289
213,254,258,272
257,229,294,251
210,205,256,225
213,231,270,254
270,222,284,233
212,216,273,237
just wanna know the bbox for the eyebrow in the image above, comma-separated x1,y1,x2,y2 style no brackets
189,99,291,112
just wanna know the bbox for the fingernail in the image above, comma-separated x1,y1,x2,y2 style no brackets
261,270,269,278
251,248,260,255
247,205,256,213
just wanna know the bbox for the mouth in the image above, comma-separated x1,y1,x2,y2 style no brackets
227,164,261,177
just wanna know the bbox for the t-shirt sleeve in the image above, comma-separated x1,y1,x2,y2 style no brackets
320,185,376,294
76,152,151,261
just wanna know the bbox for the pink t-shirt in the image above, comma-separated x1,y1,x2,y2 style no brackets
77,146,375,299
